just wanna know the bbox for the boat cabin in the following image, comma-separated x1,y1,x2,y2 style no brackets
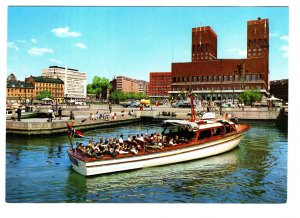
162,119,237,144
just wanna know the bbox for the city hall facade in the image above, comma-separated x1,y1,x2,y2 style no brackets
168,17,270,101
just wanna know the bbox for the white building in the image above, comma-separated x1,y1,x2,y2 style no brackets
42,66,87,102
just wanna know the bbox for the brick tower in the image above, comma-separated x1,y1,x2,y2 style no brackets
191,26,217,62
247,18,269,63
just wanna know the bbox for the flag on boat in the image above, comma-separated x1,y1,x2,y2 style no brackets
66,122,85,138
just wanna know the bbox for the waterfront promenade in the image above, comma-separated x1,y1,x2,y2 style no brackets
6,104,285,135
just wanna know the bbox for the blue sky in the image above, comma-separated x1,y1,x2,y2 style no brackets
7,6,288,83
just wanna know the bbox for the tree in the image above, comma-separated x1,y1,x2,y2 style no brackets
36,90,52,100
109,90,148,104
239,89,262,107
87,76,112,100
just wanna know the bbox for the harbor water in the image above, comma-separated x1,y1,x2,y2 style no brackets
6,121,287,203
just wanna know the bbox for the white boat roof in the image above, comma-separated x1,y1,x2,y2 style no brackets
163,119,199,130
164,119,235,131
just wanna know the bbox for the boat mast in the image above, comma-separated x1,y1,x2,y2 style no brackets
189,91,196,122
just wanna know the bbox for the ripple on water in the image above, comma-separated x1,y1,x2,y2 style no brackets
6,121,287,203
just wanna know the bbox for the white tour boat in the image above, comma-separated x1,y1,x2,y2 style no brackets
67,117,249,176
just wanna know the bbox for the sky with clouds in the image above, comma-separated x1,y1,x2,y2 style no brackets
7,6,288,83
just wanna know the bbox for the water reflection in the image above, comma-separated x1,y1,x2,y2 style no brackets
6,121,287,203
65,150,239,203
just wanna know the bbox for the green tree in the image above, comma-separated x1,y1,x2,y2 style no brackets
36,90,52,100
239,89,262,106
87,76,112,99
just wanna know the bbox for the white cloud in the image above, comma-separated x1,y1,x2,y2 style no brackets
280,35,289,42
52,26,81,38
28,47,54,56
17,40,26,43
227,47,240,52
270,32,279,37
7,42,20,51
228,47,246,57
50,58,63,64
31,38,37,43
238,50,247,56
279,45,289,58
75,43,87,49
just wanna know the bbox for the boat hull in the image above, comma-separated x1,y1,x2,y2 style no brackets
68,133,244,176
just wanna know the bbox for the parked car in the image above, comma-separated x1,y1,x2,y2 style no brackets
222,103,236,108
121,100,140,107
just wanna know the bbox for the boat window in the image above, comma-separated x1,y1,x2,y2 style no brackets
224,124,231,133
198,129,212,140
212,127,222,136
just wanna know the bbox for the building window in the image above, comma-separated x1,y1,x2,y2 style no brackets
240,75,244,81
187,77,190,82
197,76,201,82
223,75,227,81
207,76,210,82
257,86,262,90
252,74,256,81
182,77,185,82
235,75,238,81
173,77,176,83
218,75,222,82
246,74,250,81
248,40,252,47
202,76,205,82
258,74,262,80
229,75,233,81
177,77,180,82
212,76,216,82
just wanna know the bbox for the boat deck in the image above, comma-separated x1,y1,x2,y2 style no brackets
68,123,250,163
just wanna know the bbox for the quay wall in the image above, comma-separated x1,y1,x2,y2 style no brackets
6,117,140,135
140,110,280,120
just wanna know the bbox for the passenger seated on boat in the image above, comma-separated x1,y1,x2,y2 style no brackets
146,139,164,150
119,135,124,144
168,138,174,146
99,137,104,144
177,136,187,143
127,134,132,142
130,144,138,154
115,144,128,154
136,134,146,150
76,142,85,153
104,138,109,145
87,140,95,150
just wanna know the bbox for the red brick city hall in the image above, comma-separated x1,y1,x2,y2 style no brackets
150,17,270,101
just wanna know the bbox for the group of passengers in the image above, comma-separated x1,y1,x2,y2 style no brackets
75,132,183,158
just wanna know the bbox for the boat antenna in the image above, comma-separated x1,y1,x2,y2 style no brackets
188,89,196,122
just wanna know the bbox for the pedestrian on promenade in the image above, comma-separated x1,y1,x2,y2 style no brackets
70,111,75,120
11,109,16,121
58,107,62,120
48,107,53,122
17,106,21,121
109,102,112,114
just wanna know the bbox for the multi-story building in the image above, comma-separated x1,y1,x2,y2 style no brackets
6,80,35,103
149,72,172,99
110,76,140,93
25,76,64,103
42,66,87,102
137,80,149,95
170,17,270,101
